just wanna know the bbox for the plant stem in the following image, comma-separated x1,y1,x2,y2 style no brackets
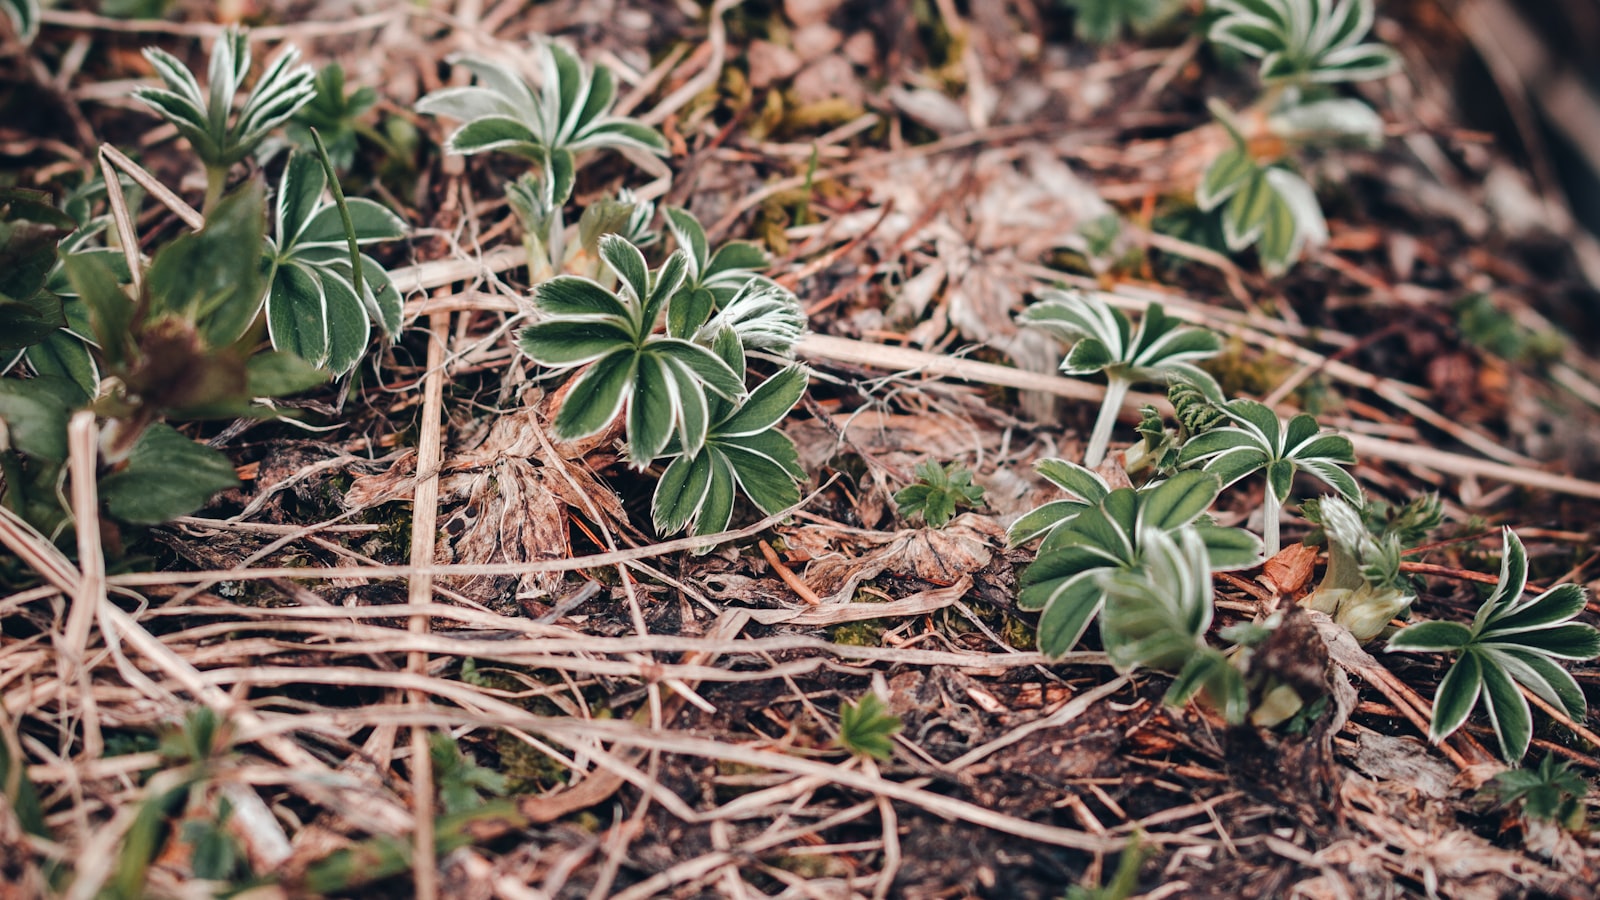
1084,376,1131,468
202,165,227,215
1262,488,1282,559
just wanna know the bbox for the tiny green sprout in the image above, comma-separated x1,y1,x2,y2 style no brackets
429,732,508,815
894,460,985,528
133,27,316,210
1301,495,1413,641
1387,528,1600,762
1484,755,1590,832
1018,291,1220,468
836,692,902,761
1065,832,1147,900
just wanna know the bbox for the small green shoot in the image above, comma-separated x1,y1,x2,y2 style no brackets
1387,528,1600,762
1207,0,1401,86
836,692,902,761
133,27,316,209
1301,495,1413,641
1483,755,1590,832
417,42,667,208
894,460,985,528
428,733,509,815
1019,292,1220,467
1065,832,1147,900
1177,397,1359,557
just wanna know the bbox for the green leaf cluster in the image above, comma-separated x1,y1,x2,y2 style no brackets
517,235,808,541
133,27,315,202
1483,755,1590,831
417,42,667,208
0,188,73,356
1196,113,1328,277
836,692,902,761
1017,470,1261,658
1019,292,1220,467
1099,526,1248,723
265,151,406,374
1208,0,1401,86
894,460,985,528
286,62,379,173
1178,396,1357,555
1387,528,1600,762
63,180,327,451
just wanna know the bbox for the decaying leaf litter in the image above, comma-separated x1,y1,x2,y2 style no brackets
4,0,1600,897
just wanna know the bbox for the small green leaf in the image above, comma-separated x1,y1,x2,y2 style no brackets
245,351,329,397
0,376,84,463
146,179,267,347
100,424,240,524
836,693,902,761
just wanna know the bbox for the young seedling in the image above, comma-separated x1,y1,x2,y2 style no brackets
133,27,316,210
1125,378,1230,479
417,42,667,208
1018,291,1220,468
1483,755,1590,832
1208,0,1401,86
1099,525,1248,723
264,151,406,374
1387,528,1600,762
1177,398,1359,556
429,733,508,815
1300,495,1413,640
516,235,745,466
1190,0,1400,274
836,692,902,761
1018,470,1261,657
894,460,985,528
1195,105,1330,276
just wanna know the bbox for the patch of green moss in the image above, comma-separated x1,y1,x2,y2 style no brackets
494,729,571,795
